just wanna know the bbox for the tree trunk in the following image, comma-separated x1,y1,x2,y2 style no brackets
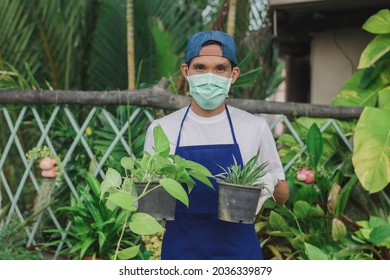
127,0,135,90
0,87,363,119
227,0,237,36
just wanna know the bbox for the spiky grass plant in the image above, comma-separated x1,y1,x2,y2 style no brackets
215,152,269,186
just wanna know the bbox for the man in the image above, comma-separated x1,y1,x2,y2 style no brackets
144,30,289,260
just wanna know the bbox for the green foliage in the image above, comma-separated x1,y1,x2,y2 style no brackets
117,125,214,193
350,215,390,258
129,213,164,235
0,0,90,89
0,217,43,260
0,0,38,74
354,215,390,248
99,125,213,259
259,108,388,259
148,18,181,81
362,9,390,34
332,9,390,193
42,174,139,260
215,152,269,186
306,123,323,169
232,51,263,89
353,107,390,193
134,0,204,85
87,0,127,90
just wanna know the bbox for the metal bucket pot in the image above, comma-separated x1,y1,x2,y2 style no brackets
135,182,176,221
218,181,263,224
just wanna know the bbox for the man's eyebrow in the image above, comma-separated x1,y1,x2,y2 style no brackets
216,62,229,68
192,62,205,67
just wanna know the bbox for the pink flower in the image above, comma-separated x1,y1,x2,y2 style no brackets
297,168,315,184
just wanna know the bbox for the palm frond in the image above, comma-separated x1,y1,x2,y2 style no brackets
0,0,38,73
29,0,89,89
87,0,127,90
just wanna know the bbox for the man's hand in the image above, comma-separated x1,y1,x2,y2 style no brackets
254,174,289,214
254,173,278,214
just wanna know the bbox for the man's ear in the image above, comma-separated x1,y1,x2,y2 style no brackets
231,66,240,84
181,63,189,79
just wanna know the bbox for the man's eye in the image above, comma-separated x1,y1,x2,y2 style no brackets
216,67,226,72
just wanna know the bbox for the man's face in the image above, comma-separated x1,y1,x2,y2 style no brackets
182,44,240,82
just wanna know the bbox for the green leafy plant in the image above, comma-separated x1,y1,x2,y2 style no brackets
332,9,390,193
215,152,269,186
215,152,271,224
99,124,214,259
258,122,378,260
42,174,139,260
0,216,44,260
352,215,390,259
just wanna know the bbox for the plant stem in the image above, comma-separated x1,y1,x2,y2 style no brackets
114,210,130,260
114,180,161,260
282,205,304,238
133,180,161,202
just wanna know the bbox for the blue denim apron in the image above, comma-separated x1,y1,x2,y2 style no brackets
160,105,263,260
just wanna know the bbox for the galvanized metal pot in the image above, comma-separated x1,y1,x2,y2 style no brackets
217,181,263,224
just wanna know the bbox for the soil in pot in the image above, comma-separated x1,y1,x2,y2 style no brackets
218,181,263,224
135,182,176,221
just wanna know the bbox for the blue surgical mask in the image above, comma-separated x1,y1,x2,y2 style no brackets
187,72,232,110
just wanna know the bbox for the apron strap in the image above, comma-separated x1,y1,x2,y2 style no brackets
176,104,239,148
225,104,238,145
176,105,191,148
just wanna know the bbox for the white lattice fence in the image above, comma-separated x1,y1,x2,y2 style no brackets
0,103,354,258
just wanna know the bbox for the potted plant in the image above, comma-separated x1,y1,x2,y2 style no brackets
98,124,214,259
102,124,214,220
215,152,269,224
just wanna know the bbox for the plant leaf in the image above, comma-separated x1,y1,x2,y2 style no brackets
362,9,390,35
293,201,312,219
128,213,164,235
121,157,134,170
358,34,390,69
268,211,290,232
153,125,170,157
294,185,318,204
117,245,140,260
105,167,122,187
148,18,180,80
100,179,117,200
378,86,390,110
337,174,359,216
332,218,347,242
369,225,390,245
304,243,329,260
352,107,390,193
306,123,323,169
107,192,137,211
86,173,101,198
159,178,189,207
332,69,381,107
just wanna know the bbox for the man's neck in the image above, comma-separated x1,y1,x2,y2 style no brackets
190,100,226,117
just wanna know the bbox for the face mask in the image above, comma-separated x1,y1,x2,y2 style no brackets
187,72,232,110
